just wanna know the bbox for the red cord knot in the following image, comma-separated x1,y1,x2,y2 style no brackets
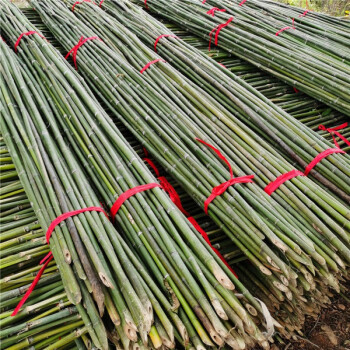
154,34,179,53
14,31,46,53
65,36,103,70
276,18,296,36
319,123,350,149
72,0,96,11
206,7,227,17
140,59,166,74
196,138,254,214
209,17,233,51
299,10,310,17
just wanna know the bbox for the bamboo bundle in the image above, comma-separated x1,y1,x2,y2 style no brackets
1,3,269,349
19,6,350,154
92,0,350,201
21,0,350,328
130,0,350,116
158,21,349,151
0,139,86,350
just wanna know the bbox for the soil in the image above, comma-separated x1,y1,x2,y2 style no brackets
267,284,350,350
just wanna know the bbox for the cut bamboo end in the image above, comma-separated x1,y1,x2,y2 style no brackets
124,324,138,342
213,268,235,290
98,272,113,288
212,299,228,320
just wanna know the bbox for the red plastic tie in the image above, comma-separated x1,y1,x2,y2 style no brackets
144,157,161,177
14,31,46,53
12,206,107,316
72,0,96,11
218,62,226,68
159,177,190,216
196,138,254,214
299,10,310,17
239,0,248,5
46,207,108,244
0,36,5,42
206,7,227,17
65,36,102,70
154,34,178,53
319,123,350,149
276,18,295,36
110,183,161,220
202,0,207,3
304,148,345,176
11,254,54,316
264,170,304,195
293,87,299,93
140,59,166,74
209,17,233,51
142,148,238,278
99,0,104,7
188,216,238,277
144,0,148,9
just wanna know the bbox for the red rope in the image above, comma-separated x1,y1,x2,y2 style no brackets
12,207,108,316
209,17,233,51
65,36,102,70
14,31,46,53
154,34,178,53
187,216,238,277
264,170,304,195
206,7,227,17
72,0,96,11
140,59,166,74
276,18,295,36
319,123,350,149
110,184,161,220
142,149,238,278
299,10,310,17
304,148,345,176
144,157,161,177
196,138,254,214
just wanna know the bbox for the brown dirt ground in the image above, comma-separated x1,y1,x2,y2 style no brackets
264,283,350,350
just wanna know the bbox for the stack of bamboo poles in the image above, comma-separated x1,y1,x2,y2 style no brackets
1,3,272,349
131,0,350,116
25,0,350,330
93,0,350,202
0,138,87,350
0,1,347,348
160,23,350,152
